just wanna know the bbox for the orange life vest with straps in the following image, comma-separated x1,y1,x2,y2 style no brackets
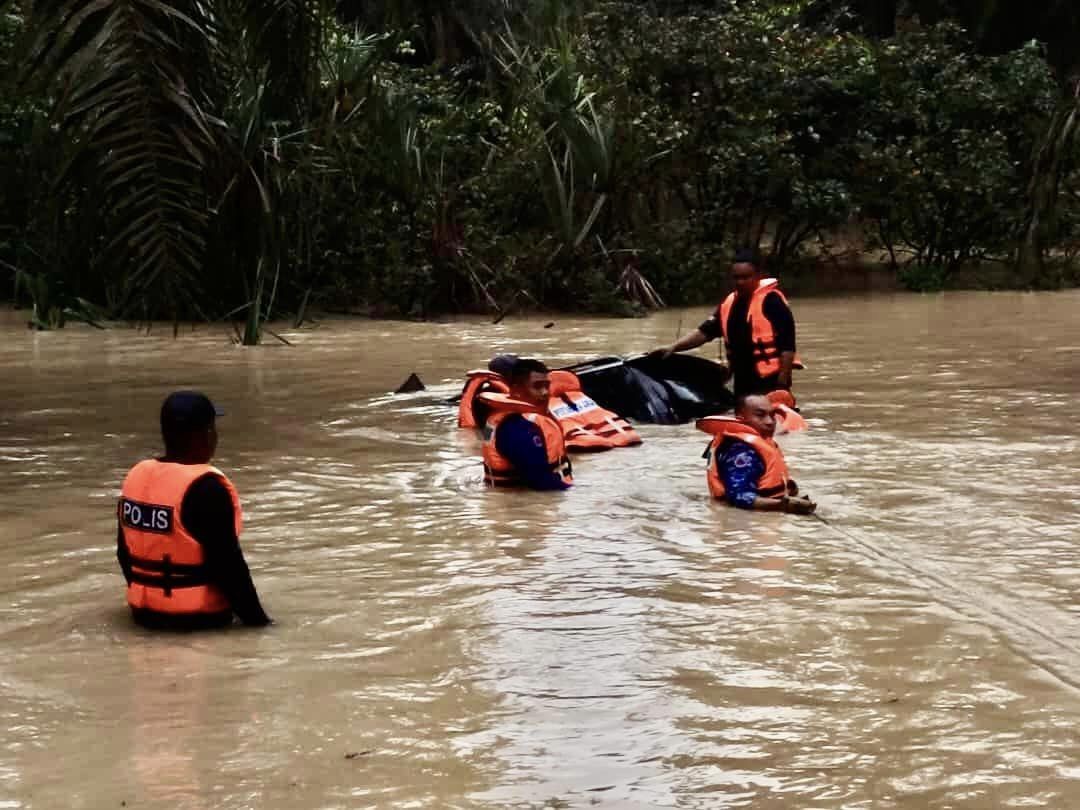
479,392,573,487
458,370,510,429
118,460,243,615
546,370,642,451
718,278,803,378
696,416,790,501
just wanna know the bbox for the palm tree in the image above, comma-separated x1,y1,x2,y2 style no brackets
20,0,223,316
15,0,335,319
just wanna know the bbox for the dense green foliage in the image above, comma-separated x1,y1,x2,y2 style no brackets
1,0,1079,330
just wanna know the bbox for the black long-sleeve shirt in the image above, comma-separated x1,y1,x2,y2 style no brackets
117,473,271,628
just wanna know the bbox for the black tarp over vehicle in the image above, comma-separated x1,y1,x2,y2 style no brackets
456,354,733,428
566,354,733,425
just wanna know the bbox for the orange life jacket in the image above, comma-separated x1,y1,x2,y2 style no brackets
458,370,510,429
547,370,642,451
767,389,796,410
119,460,242,616
696,416,790,501
767,389,808,433
718,278,803,378
479,392,573,487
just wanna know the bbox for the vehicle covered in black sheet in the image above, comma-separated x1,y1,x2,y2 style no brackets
454,353,733,428
566,353,733,425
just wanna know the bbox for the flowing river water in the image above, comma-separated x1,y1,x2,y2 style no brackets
2,291,1080,809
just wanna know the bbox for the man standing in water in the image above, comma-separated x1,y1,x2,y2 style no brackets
698,394,816,514
116,391,272,629
481,359,573,490
655,248,800,397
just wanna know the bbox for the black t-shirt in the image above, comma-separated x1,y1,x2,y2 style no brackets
117,472,271,627
699,291,796,378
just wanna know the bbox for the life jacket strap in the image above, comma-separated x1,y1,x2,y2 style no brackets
483,463,522,486
483,459,570,486
128,553,211,596
128,554,208,575
128,570,212,594
752,338,780,358
485,478,523,488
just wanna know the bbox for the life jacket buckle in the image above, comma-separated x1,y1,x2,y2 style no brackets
161,553,173,597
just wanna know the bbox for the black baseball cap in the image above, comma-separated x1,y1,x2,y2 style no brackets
733,246,760,266
160,390,223,435
488,354,519,377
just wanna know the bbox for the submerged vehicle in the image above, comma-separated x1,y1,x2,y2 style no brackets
564,353,734,425
457,353,734,429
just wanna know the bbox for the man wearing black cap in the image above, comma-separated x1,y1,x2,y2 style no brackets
654,248,800,397
116,391,272,629
488,353,519,377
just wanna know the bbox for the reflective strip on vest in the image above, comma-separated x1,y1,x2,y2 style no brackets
549,392,642,449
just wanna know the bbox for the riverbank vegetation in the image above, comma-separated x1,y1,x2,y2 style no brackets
1,0,1079,332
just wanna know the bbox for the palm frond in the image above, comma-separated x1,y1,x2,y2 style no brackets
21,0,220,317
238,0,326,121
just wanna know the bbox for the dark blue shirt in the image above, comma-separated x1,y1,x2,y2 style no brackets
718,439,765,509
494,415,571,491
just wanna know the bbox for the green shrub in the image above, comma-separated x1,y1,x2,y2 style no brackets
0,0,1076,325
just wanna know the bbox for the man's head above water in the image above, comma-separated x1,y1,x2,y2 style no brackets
731,246,763,298
488,353,519,378
160,390,221,464
508,358,551,407
735,393,776,439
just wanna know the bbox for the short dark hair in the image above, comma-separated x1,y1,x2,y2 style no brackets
734,393,768,414
733,246,761,267
509,358,549,385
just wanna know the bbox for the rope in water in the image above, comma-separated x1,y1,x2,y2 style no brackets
810,511,1080,695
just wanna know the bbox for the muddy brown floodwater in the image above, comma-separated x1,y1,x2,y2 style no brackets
2,291,1080,809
